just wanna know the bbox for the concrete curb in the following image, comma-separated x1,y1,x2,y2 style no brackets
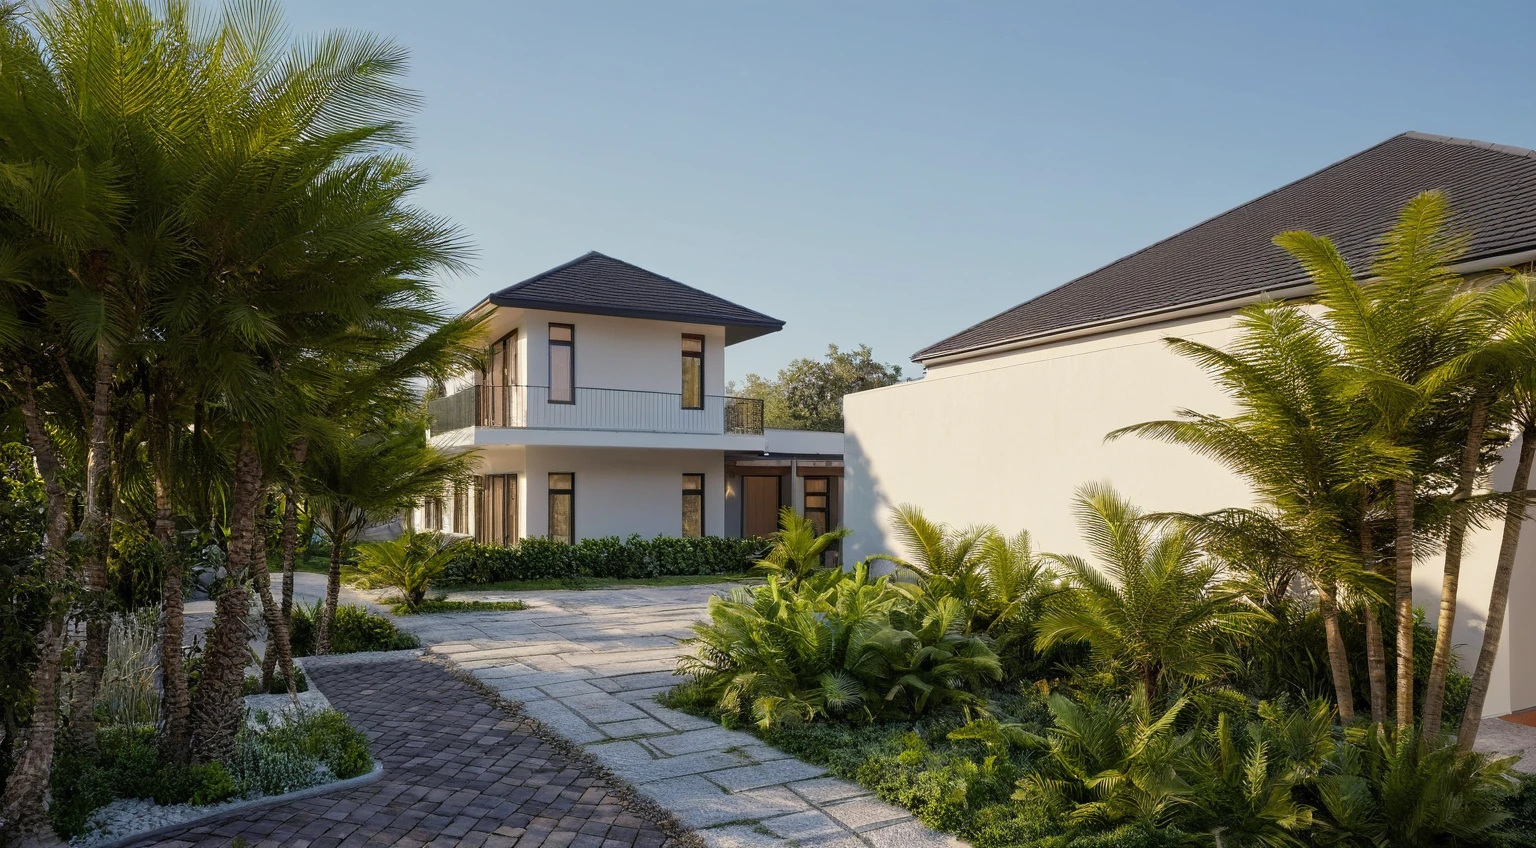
91,761,384,848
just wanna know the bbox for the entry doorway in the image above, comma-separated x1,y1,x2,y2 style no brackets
741,475,782,538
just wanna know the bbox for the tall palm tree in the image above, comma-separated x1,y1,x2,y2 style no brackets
1112,300,1405,723
1274,190,1483,729
1460,271,1536,747
1036,483,1268,702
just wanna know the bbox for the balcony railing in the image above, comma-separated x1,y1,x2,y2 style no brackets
428,384,765,436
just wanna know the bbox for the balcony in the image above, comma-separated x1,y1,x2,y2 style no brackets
428,384,765,436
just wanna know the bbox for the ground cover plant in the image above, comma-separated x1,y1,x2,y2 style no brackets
289,601,420,657
391,599,529,615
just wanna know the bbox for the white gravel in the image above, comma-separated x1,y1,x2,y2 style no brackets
70,795,253,848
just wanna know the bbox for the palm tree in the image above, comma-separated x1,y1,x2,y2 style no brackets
752,506,850,588
1036,483,1268,702
1112,300,1404,723
304,416,474,654
869,503,992,617
354,530,469,611
1460,271,1536,747
1275,191,1485,729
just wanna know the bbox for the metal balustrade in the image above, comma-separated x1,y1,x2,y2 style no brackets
427,384,765,436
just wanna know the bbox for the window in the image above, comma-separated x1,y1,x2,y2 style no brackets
548,472,574,543
476,474,517,546
804,477,830,536
481,331,517,425
549,323,574,404
681,334,704,410
424,496,444,531
452,483,469,535
682,474,704,538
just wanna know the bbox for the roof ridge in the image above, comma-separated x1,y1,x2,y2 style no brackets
913,131,1435,360
1401,131,1536,160
498,251,606,294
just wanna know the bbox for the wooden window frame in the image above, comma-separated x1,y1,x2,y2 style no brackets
475,473,518,546
681,333,705,410
548,472,575,543
452,482,469,535
682,473,705,538
548,323,575,405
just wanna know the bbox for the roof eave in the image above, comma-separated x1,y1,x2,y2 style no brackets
487,294,784,344
913,243,1536,366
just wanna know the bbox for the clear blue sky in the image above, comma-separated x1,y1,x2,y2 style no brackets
284,0,1536,382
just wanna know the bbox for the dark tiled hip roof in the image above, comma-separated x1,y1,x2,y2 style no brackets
490,251,784,345
914,132,1536,363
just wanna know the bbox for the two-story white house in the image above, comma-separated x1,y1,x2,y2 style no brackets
418,251,844,544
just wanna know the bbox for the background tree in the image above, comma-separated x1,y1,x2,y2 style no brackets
731,343,902,431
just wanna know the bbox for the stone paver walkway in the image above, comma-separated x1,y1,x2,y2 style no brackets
128,654,687,848
403,584,963,848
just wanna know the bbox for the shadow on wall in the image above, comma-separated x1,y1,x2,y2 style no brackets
842,430,897,572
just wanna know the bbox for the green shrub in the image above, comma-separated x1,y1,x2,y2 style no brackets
678,562,1001,728
244,664,308,695
394,599,528,615
0,441,49,786
289,600,419,656
48,726,160,838
231,707,373,796
151,761,237,807
438,534,766,585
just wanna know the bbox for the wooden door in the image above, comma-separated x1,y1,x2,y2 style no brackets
742,476,782,538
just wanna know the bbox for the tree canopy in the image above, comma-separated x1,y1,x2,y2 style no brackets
731,343,903,431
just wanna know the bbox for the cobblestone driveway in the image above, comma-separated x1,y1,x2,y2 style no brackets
129,654,688,848
407,584,964,848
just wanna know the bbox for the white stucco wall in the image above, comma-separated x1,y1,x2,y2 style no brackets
521,446,726,540
518,309,727,396
844,307,1536,717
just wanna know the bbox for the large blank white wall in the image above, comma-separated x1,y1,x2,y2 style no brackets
844,308,1536,717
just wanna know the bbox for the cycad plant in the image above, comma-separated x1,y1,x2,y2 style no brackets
353,531,468,611
752,506,850,589
860,593,1003,716
1036,484,1268,701
1016,688,1193,829
1180,702,1336,847
1317,724,1517,846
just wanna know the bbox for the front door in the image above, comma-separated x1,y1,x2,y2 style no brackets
742,475,782,538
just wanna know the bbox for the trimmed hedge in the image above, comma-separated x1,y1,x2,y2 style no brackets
438,534,768,585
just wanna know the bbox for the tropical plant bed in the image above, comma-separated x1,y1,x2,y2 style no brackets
53,706,375,847
390,598,529,614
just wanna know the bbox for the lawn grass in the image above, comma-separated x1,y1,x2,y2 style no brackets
393,599,530,615
450,573,755,593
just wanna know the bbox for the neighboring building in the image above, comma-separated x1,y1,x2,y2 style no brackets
418,251,843,545
844,132,1536,719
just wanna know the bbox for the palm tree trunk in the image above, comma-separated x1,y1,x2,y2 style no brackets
1359,496,1389,725
1392,475,1417,729
0,373,78,845
189,425,262,764
316,517,347,656
153,467,191,762
1318,582,1356,723
1423,394,1491,739
1459,423,1536,749
249,500,296,698
261,438,307,689
70,347,118,745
